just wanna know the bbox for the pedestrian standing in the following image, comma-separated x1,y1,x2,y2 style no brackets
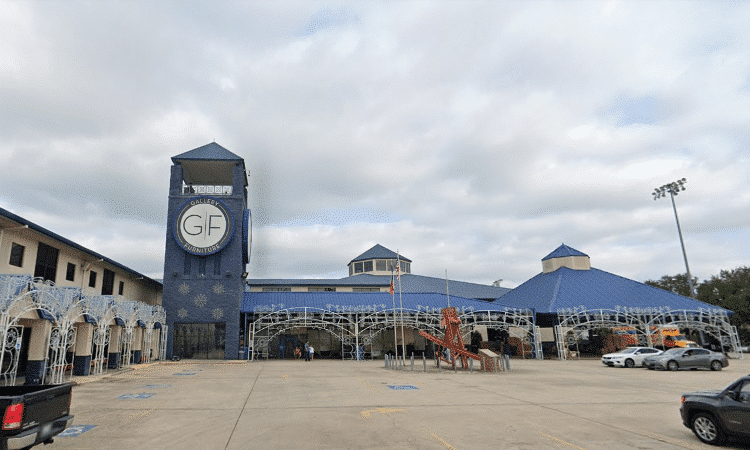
309,345,314,361
304,342,310,361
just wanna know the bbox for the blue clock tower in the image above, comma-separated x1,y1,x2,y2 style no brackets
162,143,250,359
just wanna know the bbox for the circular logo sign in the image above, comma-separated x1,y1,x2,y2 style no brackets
174,197,234,255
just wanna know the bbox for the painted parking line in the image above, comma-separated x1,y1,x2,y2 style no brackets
117,393,155,399
58,425,96,437
173,372,196,376
142,384,172,389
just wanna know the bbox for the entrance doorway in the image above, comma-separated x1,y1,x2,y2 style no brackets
173,323,226,359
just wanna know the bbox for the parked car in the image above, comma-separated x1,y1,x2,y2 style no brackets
601,346,662,368
643,347,728,371
0,383,73,449
680,374,750,445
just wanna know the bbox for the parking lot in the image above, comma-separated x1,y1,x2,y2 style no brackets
50,357,750,450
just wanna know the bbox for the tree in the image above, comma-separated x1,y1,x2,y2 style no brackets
644,273,695,297
696,267,750,344
647,268,750,345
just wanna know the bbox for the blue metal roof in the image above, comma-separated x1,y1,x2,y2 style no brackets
245,273,510,300
0,208,161,288
497,266,732,314
541,244,589,261
171,142,243,163
349,244,411,263
242,291,518,313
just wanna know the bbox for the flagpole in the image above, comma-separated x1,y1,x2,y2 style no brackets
445,268,450,308
391,266,398,361
397,251,406,362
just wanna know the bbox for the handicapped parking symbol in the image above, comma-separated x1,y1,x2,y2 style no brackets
58,424,96,437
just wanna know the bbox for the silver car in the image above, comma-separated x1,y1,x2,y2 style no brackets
601,347,662,368
643,347,728,371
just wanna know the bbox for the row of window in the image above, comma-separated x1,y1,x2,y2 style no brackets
349,259,411,276
260,286,383,292
8,242,124,295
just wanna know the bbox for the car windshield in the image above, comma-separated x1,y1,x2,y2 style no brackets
619,348,638,354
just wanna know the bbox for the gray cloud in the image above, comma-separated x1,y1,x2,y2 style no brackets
2,1,750,289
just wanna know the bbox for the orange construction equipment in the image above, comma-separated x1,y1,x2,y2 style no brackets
419,307,498,371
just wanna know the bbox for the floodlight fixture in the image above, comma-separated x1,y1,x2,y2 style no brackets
653,177,695,297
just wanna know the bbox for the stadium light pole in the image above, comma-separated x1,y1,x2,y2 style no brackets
652,177,695,298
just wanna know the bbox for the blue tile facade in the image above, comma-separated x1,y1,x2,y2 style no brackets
162,145,248,359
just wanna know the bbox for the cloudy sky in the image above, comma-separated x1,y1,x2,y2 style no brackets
2,1,749,288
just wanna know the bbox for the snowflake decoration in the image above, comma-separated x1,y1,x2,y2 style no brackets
178,308,188,319
179,283,190,295
194,294,207,308
212,283,224,295
212,308,224,320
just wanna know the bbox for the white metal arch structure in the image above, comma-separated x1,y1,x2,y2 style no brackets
0,276,78,385
84,295,118,376
142,304,167,363
554,306,743,360
150,305,168,361
247,303,541,361
647,308,742,358
41,285,89,384
116,300,140,367
555,307,652,360
458,308,541,359
249,307,356,360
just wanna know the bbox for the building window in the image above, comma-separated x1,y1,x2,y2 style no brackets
354,262,363,274
401,262,410,273
184,254,191,275
89,271,97,288
9,243,24,267
353,287,381,292
66,263,76,282
363,261,373,272
118,281,125,295
102,269,115,295
376,260,386,271
213,252,222,276
308,287,336,292
349,265,353,276
387,260,395,272
34,242,59,282
262,287,291,292
198,256,207,276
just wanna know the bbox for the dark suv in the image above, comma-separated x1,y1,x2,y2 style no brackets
680,374,750,445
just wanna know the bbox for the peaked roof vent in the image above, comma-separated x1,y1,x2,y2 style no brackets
542,244,591,273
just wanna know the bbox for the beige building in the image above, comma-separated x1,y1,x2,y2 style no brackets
0,206,164,385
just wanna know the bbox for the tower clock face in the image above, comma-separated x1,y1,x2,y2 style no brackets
174,197,234,255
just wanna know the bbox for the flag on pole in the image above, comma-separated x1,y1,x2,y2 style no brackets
396,261,400,280
390,270,395,295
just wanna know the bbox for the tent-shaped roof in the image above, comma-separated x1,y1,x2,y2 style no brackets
242,291,517,313
496,266,731,314
171,142,244,163
171,142,247,187
349,244,411,264
542,244,588,261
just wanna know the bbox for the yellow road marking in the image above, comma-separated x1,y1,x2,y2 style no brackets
540,432,587,450
360,407,407,419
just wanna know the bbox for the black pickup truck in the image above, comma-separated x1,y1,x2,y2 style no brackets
0,383,73,450
680,374,750,445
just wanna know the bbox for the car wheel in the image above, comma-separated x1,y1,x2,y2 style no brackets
710,360,722,371
691,413,726,445
667,360,679,371
624,358,635,368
